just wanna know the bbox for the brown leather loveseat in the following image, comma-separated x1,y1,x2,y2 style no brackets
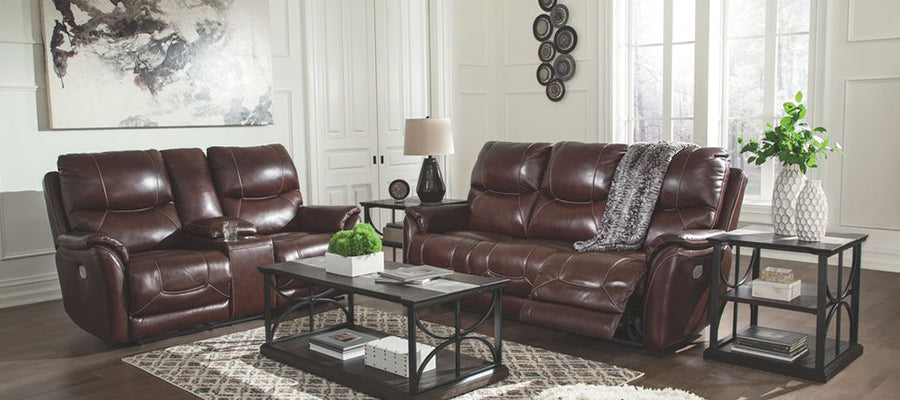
404,141,746,351
43,144,359,344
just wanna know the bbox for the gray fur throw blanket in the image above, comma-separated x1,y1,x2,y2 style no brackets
574,141,698,252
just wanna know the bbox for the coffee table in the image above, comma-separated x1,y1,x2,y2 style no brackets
258,258,510,400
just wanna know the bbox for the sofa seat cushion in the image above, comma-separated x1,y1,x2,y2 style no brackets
128,249,231,317
530,251,646,314
269,231,333,262
411,232,572,298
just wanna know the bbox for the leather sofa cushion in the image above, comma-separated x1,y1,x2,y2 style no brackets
161,148,224,225
128,249,231,317
269,231,333,262
644,147,730,246
207,144,303,234
527,142,628,241
530,252,646,314
409,231,571,298
58,150,181,253
468,142,551,237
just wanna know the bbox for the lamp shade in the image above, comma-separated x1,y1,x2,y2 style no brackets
403,118,455,156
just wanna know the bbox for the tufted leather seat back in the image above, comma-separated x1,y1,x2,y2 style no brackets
643,147,730,246
527,142,628,242
206,144,302,234
57,150,182,253
467,142,552,238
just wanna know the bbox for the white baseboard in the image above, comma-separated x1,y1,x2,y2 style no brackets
0,273,61,309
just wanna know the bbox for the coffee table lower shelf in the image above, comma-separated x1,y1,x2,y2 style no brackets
260,325,509,400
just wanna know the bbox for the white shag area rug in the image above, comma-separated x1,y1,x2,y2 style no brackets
536,383,706,400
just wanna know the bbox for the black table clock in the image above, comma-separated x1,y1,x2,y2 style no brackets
388,179,410,202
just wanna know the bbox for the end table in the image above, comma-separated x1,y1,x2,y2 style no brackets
359,198,467,260
704,230,867,382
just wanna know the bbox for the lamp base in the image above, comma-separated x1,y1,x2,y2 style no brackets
416,156,446,204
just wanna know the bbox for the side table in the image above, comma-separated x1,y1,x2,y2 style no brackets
704,230,867,382
359,198,467,259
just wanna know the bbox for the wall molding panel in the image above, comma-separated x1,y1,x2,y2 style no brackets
846,0,900,42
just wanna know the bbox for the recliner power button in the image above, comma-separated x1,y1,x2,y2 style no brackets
692,265,703,279
78,265,87,280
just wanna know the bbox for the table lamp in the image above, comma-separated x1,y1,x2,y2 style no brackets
403,117,454,203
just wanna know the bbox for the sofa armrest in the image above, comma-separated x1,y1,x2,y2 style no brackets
56,232,129,262
645,229,724,262
184,217,257,239
405,203,470,234
292,205,361,233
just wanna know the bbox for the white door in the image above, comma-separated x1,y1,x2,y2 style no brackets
306,0,380,207
373,0,431,228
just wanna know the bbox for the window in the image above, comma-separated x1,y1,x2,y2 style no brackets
628,0,697,143
722,0,813,202
616,0,816,205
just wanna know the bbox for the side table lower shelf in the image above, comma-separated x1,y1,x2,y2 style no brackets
260,325,509,400
704,334,862,383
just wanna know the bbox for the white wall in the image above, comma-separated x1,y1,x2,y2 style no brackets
818,0,900,272
447,0,604,198
0,0,310,307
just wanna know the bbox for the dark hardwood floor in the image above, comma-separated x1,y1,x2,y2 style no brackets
1,256,898,400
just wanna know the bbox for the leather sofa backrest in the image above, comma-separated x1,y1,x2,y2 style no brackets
527,142,628,242
468,141,551,237
161,148,224,225
57,150,182,253
206,144,302,234
643,147,730,246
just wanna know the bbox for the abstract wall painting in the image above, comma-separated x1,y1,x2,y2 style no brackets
41,0,274,129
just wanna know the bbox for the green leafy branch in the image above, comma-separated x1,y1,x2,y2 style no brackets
737,91,842,174
327,223,382,257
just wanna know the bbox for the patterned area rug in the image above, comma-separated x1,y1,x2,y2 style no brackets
123,306,643,399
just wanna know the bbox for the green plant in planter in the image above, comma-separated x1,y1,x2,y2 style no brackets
738,91,842,173
327,223,383,257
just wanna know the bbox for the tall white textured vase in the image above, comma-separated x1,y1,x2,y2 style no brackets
796,180,828,242
772,165,807,235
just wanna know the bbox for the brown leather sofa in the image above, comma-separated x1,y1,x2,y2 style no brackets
404,141,746,351
43,144,359,344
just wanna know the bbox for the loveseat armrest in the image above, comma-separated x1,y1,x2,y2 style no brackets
56,232,129,262
184,217,257,239
405,203,470,234
293,205,360,233
645,229,724,262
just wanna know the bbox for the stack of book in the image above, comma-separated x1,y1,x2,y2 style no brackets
732,326,809,362
309,328,379,360
383,222,403,244
375,265,452,285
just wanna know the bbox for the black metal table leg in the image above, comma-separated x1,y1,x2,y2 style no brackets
709,243,722,348
815,254,828,369
408,305,418,395
347,293,355,327
732,246,741,338
850,244,862,344
455,300,461,377
264,271,273,343
308,282,315,332
750,248,761,326
836,251,844,354
494,288,503,363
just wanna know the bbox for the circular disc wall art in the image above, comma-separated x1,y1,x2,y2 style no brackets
550,4,569,27
536,63,555,86
538,41,556,62
554,26,578,54
539,0,557,12
546,79,566,102
553,54,576,81
532,14,553,41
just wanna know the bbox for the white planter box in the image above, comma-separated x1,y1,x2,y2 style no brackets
325,251,384,277
364,336,436,377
